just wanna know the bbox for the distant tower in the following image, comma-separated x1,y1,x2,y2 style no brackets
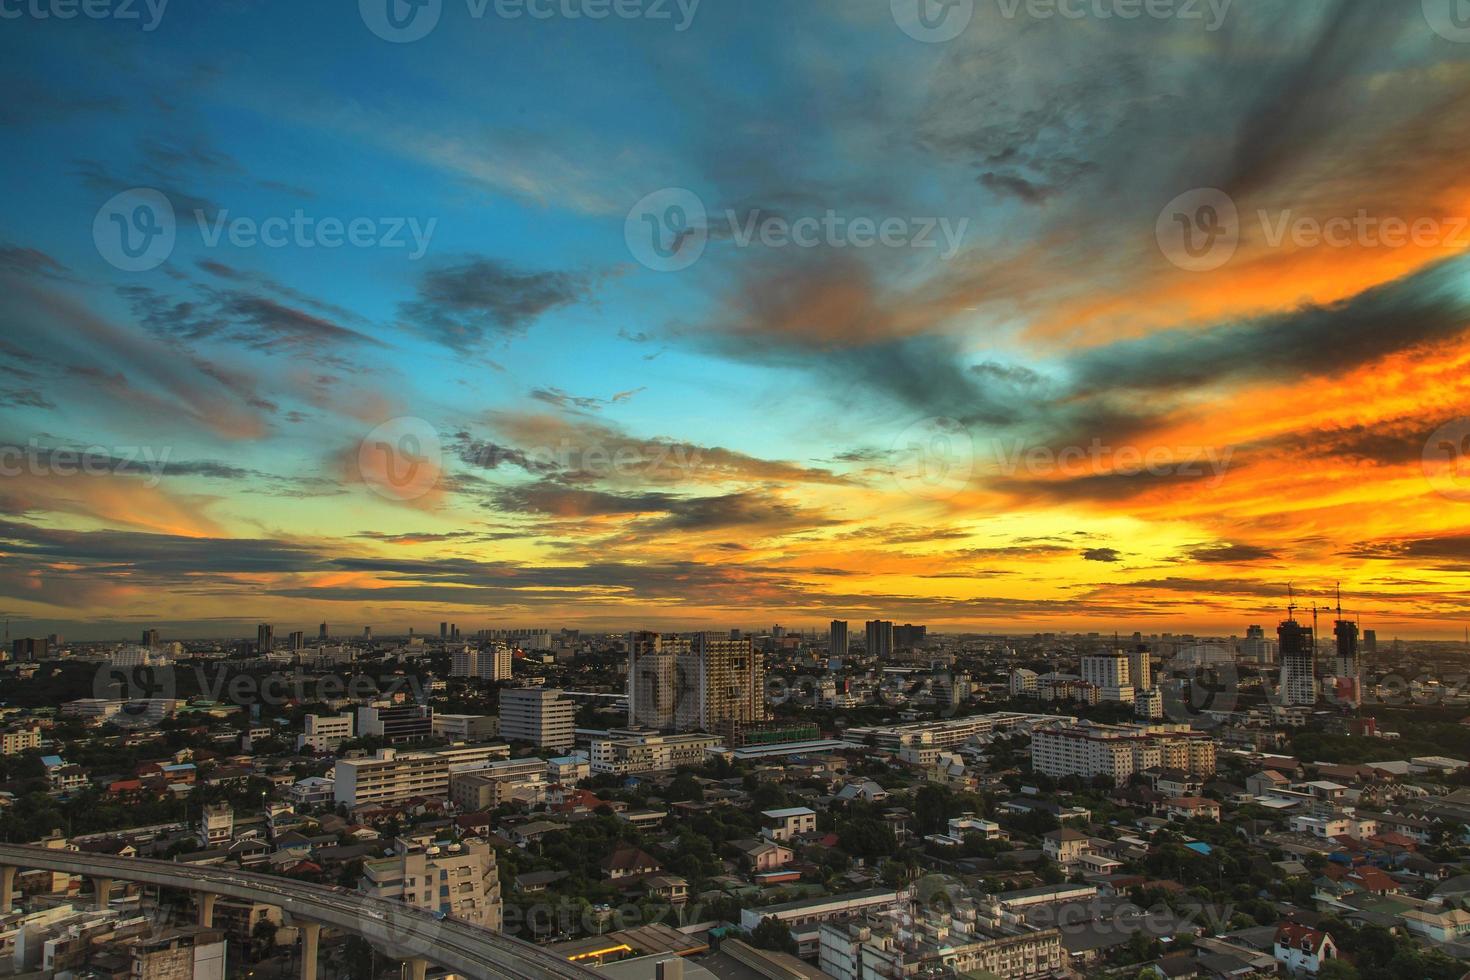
318,622,329,642
256,623,274,656
1278,586,1315,707
1332,585,1360,708
829,620,849,665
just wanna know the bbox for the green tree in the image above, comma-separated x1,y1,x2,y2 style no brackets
749,916,797,954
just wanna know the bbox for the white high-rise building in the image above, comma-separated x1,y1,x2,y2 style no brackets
298,712,355,752
451,644,513,681
674,633,764,735
1031,720,1216,786
499,688,575,751
1009,668,1039,697
1081,652,1134,703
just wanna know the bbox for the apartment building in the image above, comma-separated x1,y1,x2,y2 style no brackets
451,644,513,681
1,725,41,755
761,807,818,842
1030,720,1216,786
499,688,575,751
674,633,765,735
1080,652,1134,703
627,631,689,729
819,910,1063,980
333,744,510,807
298,713,354,752
360,837,502,931
588,730,720,775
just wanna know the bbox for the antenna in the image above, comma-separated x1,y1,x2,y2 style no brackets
1287,583,1296,621
1336,582,1342,622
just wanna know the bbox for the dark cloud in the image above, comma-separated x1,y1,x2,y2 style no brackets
0,245,70,281
1184,544,1279,564
400,256,589,351
1082,548,1122,563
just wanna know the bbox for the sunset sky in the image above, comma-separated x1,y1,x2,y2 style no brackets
3,1,1470,640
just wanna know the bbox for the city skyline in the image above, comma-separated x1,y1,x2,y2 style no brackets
4,3,1470,640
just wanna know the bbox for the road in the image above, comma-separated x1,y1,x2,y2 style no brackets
0,843,597,980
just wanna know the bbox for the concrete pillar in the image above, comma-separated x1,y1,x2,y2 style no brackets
299,921,322,980
0,866,15,912
657,959,685,980
91,876,113,911
197,892,217,927
404,957,428,980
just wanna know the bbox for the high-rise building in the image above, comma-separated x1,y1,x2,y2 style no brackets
499,688,575,751
255,624,273,656
1278,616,1316,707
440,622,448,641
288,630,305,652
1363,629,1377,654
1081,651,1134,703
141,628,160,648
1241,624,1274,664
318,622,329,642
1332,591,1361,708
363,626,372,640
865,620,893,660
451,644,513,681
829,620,849,661
11,637,48,662
628,631,688,729
893,624,927,649
1128,645,1153,691
675,633,764,735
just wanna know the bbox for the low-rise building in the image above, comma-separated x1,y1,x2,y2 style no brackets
589,731,720,775
360,837,502,930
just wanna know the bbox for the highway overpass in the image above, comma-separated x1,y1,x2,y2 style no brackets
0,843,598,980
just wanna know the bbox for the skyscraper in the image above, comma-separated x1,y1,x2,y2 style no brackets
893,624,927,649
865,620,893,660
674,632,764,735
141,628,160,648
440,622,448,641
829,620,849,664
1241,624,1273,664
1278,612,1315,707
1332,590,1360,708
318,622,329,642
499,688,575,751
289,630,305,652
1363,629,1377,654
256,624,274,655
1082,650,1134,702
628,631,688,730
1128,645,1153,691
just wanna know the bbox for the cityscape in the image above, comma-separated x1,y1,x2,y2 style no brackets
4,1,1470,980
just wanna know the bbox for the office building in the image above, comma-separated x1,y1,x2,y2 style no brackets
432,713,499,742
1279,616,1316,706
675,632,764,736
499,688,575,751
141,628,160,648
627,631,689,729
288,630,305,653
865,620,893,660
318,622,328,642
449,757,548,809
255,624,273,656
356,701,433,743
829,620,849,660
1363,629,1377,654
1332,594,1361,707
298,713,354,752
333,744,510,807
361,837,502,931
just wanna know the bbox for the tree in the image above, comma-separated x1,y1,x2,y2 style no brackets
749,916,797,954
1316,961,1361,980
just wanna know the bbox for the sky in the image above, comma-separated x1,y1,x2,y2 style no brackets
2,0,1470,641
